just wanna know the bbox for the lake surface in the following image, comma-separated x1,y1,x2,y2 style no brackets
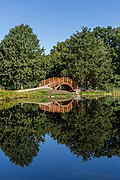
0,96,120,180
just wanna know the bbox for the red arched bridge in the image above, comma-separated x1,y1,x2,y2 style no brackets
39,77,78,91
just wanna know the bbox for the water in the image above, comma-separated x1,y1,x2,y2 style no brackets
0,96,120,180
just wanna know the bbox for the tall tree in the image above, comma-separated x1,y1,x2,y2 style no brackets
50,27,114,90
0,24,45,90
114,27,120,86
93,26,120,86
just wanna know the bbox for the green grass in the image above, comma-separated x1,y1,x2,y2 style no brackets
51,93,76,98
0,89,76,111
80,90,112,96
0,89,76,101
0,89,49,101
0,100,19,111
0,97,50,111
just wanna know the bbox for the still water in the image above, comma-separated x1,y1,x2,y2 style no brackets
0,97,120,180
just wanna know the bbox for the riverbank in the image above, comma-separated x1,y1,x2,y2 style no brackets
80,90,112,96
0,88,120,102
80,89,120,96
0,89,76,101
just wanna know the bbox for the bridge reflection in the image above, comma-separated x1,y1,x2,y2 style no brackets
39,100,76,113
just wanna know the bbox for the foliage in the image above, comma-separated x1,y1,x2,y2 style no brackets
50,27,114,90
0,24,46,90
93,26,120,86
0,24,120,90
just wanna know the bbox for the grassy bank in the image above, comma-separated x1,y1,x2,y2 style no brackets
80,90,112,96
1,88,119,101
0,89,76,101
0,89,49,101
80,89,120,96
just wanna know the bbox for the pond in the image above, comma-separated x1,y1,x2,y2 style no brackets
0,96,120,180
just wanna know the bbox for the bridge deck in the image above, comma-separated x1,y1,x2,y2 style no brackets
40,77,78,90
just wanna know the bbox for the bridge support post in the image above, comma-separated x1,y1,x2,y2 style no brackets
75,89,81,100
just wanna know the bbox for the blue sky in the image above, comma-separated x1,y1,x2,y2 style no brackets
0,0,120,54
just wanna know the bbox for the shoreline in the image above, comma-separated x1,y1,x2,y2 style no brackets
0,89,76,101
0,88,120,102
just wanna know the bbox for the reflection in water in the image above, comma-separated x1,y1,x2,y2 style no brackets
39,99,75,113
0,97,120,167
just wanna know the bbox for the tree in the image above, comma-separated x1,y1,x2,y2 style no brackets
114,27,120,86
93,26,120,86
0,24,45,90
48,41,69,77
50,27,114,90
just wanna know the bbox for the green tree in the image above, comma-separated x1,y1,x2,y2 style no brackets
0,24,45,90
114,27,120,86
50,27,114,90
48,41,69,77
93,26,120,86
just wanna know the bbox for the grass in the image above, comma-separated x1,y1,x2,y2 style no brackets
0,88,120,111
80,90,112,96
1,88,119,102
0,89,76,101
50,93,76,98
0,89,76,111
0,89,49,101
0,100,19,111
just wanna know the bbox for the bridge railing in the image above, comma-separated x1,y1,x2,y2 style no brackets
40,101,73,113
40,77,73,86
40,77,78,90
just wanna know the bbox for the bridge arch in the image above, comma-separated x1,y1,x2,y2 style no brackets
55,83,73,91
39,77,78,91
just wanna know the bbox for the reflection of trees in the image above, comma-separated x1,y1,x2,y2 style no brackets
45,97,120,161
0,104,46,167
0,97,120,166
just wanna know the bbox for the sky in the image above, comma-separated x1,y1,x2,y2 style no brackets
0,0,120,54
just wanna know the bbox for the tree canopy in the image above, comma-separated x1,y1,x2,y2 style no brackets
49,27,116,90
0,24,120,90
0,24,46,90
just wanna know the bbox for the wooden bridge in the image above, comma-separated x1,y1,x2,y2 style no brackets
39,77,78,91
39,100,73,113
